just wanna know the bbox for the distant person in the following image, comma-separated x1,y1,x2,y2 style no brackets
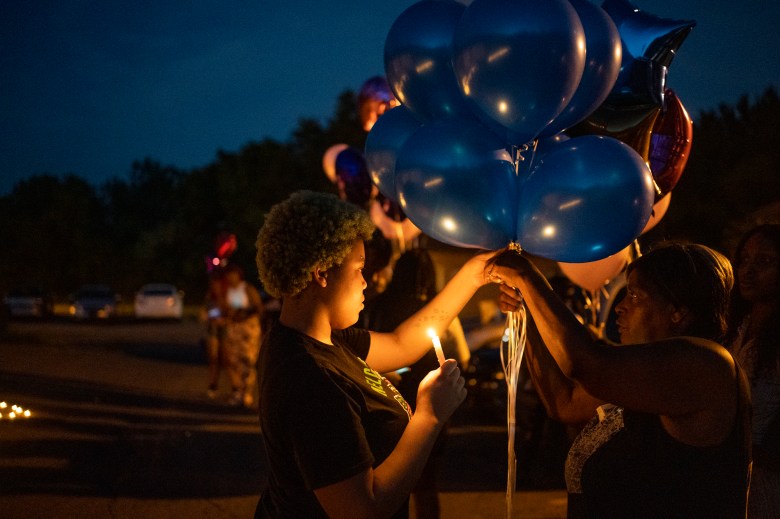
362,228,394,305
254,190,496,518
201,270,228,399
364,247,470,518
490,242,751,518
726,223,780,517
222,263,264,408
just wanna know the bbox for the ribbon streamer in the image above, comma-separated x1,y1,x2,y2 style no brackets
500,303,527,518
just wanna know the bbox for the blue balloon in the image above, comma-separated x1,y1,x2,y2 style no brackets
517,135,655,262
364,105,421,202
395,116,517,249
602,0,696,107
384,0,471,122
535,134,571,156
538,0,621,138
335,148,373,208
515,134,572,179
452,0,586,146
358,76,399,132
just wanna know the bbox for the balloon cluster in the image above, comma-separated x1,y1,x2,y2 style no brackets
322,76,423,246
358,75,401,132
363,0,695,265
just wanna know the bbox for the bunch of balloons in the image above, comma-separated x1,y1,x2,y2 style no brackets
358,75,400,132
321,76,423,246
364,0,695,265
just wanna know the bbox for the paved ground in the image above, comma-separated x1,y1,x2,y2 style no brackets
0,319,567,518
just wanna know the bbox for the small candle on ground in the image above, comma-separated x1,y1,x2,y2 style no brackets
427,328,446,366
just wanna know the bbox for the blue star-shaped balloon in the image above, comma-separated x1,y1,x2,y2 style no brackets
602,0,696,107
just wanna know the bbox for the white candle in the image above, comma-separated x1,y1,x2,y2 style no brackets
427,328,445,366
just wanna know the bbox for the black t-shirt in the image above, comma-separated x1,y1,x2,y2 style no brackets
255,323,412,518
565,366,752,518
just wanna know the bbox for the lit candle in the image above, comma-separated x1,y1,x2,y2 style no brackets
427,328,446,366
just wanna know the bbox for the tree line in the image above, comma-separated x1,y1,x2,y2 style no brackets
1,87,777,303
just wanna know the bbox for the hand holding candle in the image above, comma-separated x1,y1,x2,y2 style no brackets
427,328,446,366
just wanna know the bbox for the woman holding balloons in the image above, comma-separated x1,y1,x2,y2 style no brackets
490,243,751,517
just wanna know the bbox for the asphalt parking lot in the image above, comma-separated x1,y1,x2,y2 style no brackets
0,318,567,518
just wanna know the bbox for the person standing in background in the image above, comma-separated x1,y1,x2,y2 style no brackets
201,270,228,399
726,223,780,517
223,263,264,408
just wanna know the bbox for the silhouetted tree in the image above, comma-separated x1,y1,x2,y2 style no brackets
0,174,108,295
642,86,780,252
2,86,777,303
102,158,185,293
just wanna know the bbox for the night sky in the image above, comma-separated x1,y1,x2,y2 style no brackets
1,0,778,194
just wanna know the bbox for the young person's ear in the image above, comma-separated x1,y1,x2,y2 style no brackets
313,267,328,288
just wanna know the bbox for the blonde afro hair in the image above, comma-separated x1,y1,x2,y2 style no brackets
256,190,375,298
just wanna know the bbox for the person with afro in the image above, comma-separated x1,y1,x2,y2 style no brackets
254,190,497,518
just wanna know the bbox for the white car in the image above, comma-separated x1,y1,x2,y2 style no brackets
134,283,184,320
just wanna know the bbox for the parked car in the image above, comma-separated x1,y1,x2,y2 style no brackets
3,287,54,318
133,283,184,320
69,285,118,319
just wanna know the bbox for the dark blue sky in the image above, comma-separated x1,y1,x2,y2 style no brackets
1,0,777,194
